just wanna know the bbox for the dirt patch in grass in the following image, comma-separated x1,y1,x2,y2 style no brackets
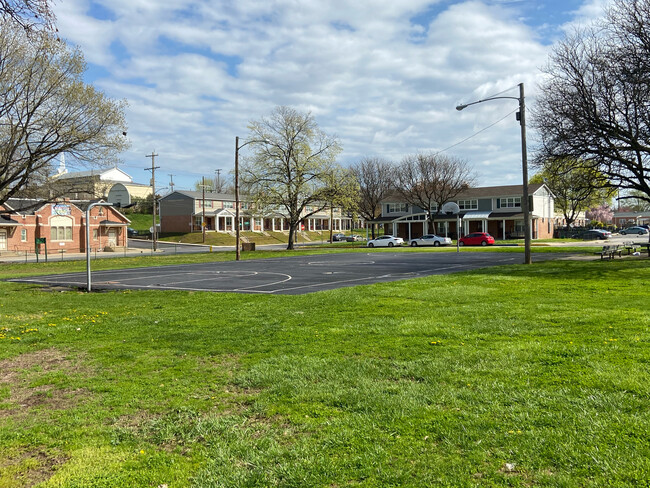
1,449,68,488
0,348,92,418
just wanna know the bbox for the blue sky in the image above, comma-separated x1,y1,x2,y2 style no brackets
53,0,610,192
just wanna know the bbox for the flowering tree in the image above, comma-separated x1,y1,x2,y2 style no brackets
586,205,614,226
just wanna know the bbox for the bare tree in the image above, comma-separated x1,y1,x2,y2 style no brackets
533,0,650,207
0,24,128,207
394,153,475,232
242,106,342,250
350,157,394,238
1,0,56,31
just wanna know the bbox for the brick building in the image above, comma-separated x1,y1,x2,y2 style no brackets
0,199,130,256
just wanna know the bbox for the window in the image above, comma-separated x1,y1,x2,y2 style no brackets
457,200,478,210
21,229,27,242
499,197,521,208
93,229,98,240
387,203,408,213
223,201,234,209
429,203,439,212
50,216,73,241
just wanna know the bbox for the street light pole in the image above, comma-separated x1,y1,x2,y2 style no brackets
456,83,532,264
235,136,241,261
234,136,270,261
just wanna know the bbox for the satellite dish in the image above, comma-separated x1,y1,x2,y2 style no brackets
442,202,460,215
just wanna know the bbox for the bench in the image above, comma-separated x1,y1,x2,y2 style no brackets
596,245,622,260
623,241,641,255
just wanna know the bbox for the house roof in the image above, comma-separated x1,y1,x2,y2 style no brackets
161,190,238,201
381,183,546,203
52,166,133,183
0,215,20,226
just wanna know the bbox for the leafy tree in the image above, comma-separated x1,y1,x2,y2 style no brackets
530,159,614,227
533,0,650,207
242,106,342,250
394,153,475,232
0,0,55,32
321,166,360,242
0,24,128,207
350,157,394,238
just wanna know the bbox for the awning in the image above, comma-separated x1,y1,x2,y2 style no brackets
99,220,128,227
0,216,20,226
463,211,492,220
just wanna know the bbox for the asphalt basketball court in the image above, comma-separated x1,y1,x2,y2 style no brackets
10,251,570,295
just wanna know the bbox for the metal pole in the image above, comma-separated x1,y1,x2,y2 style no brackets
235,136,241,261
202,176,206,243
519,83,532,265
86,202,112,292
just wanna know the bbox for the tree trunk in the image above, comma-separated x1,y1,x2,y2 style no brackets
287,224,296,250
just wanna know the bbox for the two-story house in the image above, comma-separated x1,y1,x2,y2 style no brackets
159,191,352,234
372,183,555,241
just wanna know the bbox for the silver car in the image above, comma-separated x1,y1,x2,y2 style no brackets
409,234,452,247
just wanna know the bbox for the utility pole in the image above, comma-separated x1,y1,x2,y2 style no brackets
169,174,175,193
214,169,222,193
202,176,206,243
145,151,159,252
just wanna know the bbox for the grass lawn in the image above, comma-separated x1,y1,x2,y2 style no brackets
1,252,649,487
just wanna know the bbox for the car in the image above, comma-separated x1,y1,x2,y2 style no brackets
620,226,649,235
332,233,347,241
458,232,495,246
582,229,610,240
345,234,364,242
367,235,404,247
410,234,452,247
127,227,139,237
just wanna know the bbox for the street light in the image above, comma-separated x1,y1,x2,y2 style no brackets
86,201,113,291
456,82,531,264
234,136,269,260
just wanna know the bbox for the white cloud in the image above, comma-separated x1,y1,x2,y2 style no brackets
51,0,605,189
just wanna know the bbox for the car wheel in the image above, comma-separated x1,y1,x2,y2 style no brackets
388,242,394,247
368,243,374,248
411,241,418,246
433,241,440,247
640,231,644,235
481,240,487,246
459,241,464,247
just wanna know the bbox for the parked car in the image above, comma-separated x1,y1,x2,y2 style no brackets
367,235,404,247
410,234,452,247
332,233,347,241
458,232,495,246
345,234,364,242
582,229,610,240
620,226,649,235
127,227,139,237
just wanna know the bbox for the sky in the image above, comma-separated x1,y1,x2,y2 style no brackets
53,0,612,193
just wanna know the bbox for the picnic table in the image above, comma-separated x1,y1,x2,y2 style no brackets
596,245,622,260
635,242,650,257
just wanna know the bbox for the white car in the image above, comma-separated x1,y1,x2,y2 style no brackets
367,235,404,248
409,234,452,247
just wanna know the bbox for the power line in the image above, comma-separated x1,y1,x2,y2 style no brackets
433,108,518,156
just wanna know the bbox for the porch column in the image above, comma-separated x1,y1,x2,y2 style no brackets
502,220,506,240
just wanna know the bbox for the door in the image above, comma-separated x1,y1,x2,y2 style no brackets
108,228,117,247
0,230,6,251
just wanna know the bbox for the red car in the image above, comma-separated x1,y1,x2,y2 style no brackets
459,232,495,246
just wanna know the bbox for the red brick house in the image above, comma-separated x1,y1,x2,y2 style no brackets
0,198,130,256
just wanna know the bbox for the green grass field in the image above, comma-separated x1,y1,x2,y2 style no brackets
1,251,649,487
